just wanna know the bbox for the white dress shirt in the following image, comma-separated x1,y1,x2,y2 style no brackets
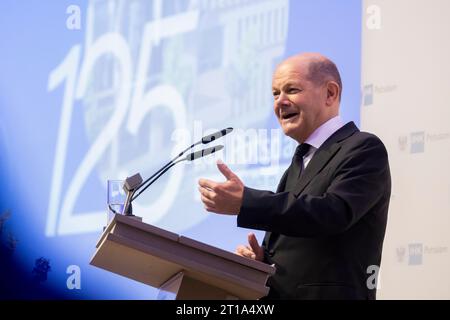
302,116,345,168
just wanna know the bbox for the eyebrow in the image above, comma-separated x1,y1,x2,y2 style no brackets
272,81,301,91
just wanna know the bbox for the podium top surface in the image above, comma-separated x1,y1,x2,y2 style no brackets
96,214,275,275
91,214,276,299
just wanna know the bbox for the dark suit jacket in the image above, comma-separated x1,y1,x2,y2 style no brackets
237,122,391,300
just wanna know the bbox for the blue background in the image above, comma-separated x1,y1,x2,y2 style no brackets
0,0,361,299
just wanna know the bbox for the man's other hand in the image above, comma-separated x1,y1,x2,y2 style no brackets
236,233,264,261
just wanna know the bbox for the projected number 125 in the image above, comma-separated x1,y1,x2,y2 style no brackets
46,11,199,237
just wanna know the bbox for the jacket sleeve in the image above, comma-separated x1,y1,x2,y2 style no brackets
237,135,391,237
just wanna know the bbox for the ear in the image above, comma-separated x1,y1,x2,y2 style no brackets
326,81,340,106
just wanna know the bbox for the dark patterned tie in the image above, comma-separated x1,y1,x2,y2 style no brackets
284,143,311,192
263,143,312,256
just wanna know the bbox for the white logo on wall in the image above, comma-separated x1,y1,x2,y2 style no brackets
398,135,407,151
410,132,425,153
396,246,406,263
46,0,290,236
363,84,373,106
362,83,398,107
396,243,448,266
366,4,381,30
408,243,423,266
400,131,450,152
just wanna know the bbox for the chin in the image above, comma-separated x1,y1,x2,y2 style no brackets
281,125,304,143
281,126,296,139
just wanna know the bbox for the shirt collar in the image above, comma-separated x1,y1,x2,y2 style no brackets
304,115,345,150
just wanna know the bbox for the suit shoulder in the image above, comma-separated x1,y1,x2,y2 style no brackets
343,130,389,158
347,130,386,147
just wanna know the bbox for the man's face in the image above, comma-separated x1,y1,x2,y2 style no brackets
272,60,327,143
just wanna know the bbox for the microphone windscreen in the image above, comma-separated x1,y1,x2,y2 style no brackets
201,128,233,144
187,145,224,161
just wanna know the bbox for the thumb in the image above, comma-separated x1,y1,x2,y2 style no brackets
247,233,261,253
217,160,237,180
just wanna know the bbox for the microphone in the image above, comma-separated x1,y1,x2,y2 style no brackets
119,128,232,216
122,173,143,216
186,145,224,161
201,127,233,143
131,128,233,199
130,145,224,203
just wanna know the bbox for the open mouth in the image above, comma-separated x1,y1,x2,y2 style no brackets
281,112,299,120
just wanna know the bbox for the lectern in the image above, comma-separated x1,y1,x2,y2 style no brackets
90,214,275,300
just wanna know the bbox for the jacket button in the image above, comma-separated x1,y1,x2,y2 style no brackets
268,249,275,256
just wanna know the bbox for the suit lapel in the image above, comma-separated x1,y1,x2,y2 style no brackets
264,167,290,246
292,144,341,196
293,122,358,196
264,122,359,249
276,167,290,193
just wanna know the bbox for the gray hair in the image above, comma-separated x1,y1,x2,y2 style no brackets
307,59,343,101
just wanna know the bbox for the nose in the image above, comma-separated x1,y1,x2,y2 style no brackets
274,92,290,111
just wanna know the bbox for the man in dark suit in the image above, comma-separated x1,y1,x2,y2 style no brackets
198,53,391,300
